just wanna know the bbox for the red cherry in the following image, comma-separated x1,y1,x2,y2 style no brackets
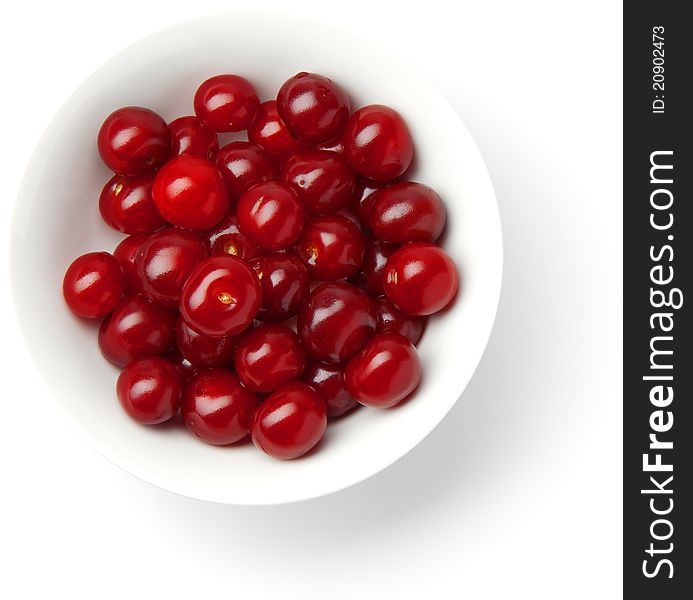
298,282,376,363
236,182,304,251
248,100,309,160
165,348,198,382
248,253,310,322
175,316,239,367
234,324,306,392
345,332,421,408
251,382,327,459
113,234,148,293
182,369,259,445
281,150,355,215
63,252,125,318
303,362,359,418
98,294,176,367
180,256,261,337
201,211,262,260
316,136,345,155
168,116,219,159
98,173,164,235
193,74,260,132
296,215,365,281
344,105,413,181
152,155,228,230
369,182,446,243
383,243,459,316
374,297,426,344
358,239,399,296
350,177,390,228
215,142,277,202
116,357,182,424
135,229,207,308
97,106,171,176
276,72,350,143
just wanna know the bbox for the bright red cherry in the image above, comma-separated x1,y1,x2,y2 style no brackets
165,349,198,382
375,297,426,344
303,362,359,418
180,256,261,337
63,252,125,318
152,154,228,230
182,369,259,445
99,173,164,235
383,243,459,316
344,105,413,181
134,229,207,308
113,234,147,293
168,116,219,159
358,239,399,296
298,283,376,363
98,294,176,367
248,253,310,322
215,142,277,202
345,332,421,408
236,182,304,251
276,72,350,143
296,215,365,281
248,100,309,160
116,357,182,424
350,178,390,228
193,74,259,132
251,382,327,459
281,150,355,215
97,106,171,176
201,211,262,260
175,316,239,367
234,324,306,392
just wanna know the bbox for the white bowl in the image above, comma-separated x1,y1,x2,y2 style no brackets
11,14,502,505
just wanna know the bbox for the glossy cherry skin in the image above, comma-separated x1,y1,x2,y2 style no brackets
316,136,345,155
375,297,426,344
344,105,413,181
152,155,228,230
116,357,182,424
236,182,304,251
296,215,365,281
99,173,164,235
281,150,355,215
359,239,399,296
350,178,390,228
248,100,309,161
303,361,359,418
180,255,261,337
298,282,376,363
276,72,350,143
215,142,277,202
369,182,446,243
251,382,327,459
175,316,239,367
98,106,171,176
234,324,306,392
182,369,259,445
63,252,125,318
345,332,421,408
201,211,262,260
168,116,219,159
193,74,260,132
135,229,207,308
165,349,198,382
248,253,310,322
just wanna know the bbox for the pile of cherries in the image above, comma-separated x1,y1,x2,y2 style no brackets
62,72,459,460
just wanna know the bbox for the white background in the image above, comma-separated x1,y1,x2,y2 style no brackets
0,1,622,598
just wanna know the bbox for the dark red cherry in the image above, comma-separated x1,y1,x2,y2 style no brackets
276,72,350,143
234,324,306,392
214,142,277,202
303,362,359,418
97,106,171,176
168,116,219,159
99,173,164,235
344,105,413,181
193,74,260,132
248,253,310,322
359,239,399,296
374,297,426,344
180,255,261,337
236,182,304,251
251,382,327,459
345,332,421,408
175,316,239,367
113,234,148,293
248,100,309,161
296,215,365,281
165,349,198,382
63,252,125,318
98,294,176,367
182,369,259,445
201,211,262,260
281,150,355,215
134,229,207,308
152,155,228,230
383,243,459,316
298,282,376,363
117,357,182,424
350,178,390,228
369,182,446,243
